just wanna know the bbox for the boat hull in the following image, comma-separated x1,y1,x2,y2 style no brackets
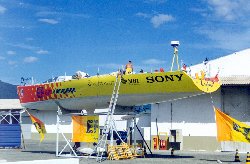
17,71,220,111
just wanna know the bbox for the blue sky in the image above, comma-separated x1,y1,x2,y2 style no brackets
1,0,250,84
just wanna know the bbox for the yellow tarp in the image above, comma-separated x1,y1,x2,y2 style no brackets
72,115,99,142
214,107,250,143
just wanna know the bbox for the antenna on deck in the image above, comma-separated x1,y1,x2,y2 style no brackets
170,41,180,71
97,67,100,75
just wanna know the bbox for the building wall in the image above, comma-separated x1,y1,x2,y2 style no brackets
151,90,221,136
126,114,151,147
185,48,250,151
134,115,151,140
150,86,250,151
150,89,222,150
0,99,23,109
222,86,250,121
220,86,250,152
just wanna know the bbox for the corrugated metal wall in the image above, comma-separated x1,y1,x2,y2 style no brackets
0,124,21,148
0,110,21,148
221,86,250,152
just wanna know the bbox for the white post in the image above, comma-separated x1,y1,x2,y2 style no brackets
19,110,26,150
110,117,114,146
56,115,59,156
133,117,136,146
110,127,113,146
9,110,12,124
56,107,60,156
20,111,22,124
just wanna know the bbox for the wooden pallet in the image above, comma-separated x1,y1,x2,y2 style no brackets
107,143,134,160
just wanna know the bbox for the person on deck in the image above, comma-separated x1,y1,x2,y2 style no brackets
181,64,187,72
125,61,133,75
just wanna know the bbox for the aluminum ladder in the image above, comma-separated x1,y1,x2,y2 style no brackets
94,72,124,162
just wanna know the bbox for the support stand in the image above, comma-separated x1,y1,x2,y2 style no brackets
56,107,78,157
135,123,152,155
133,117,136,147
54,70,127,162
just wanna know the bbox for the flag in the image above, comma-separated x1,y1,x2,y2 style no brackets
214,107,250,143
72,115,99,142
29,114,47,142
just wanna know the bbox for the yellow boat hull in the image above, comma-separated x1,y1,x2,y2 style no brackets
17,71,220,111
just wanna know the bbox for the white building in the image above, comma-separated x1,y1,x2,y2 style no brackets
149,48,250,152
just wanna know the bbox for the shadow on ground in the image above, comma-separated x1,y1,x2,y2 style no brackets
22,150,56,154
145,154,194,159
199,159,239,163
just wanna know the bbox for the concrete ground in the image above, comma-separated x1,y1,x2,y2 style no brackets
0,140,248,164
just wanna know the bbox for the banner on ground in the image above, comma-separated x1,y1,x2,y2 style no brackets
29,114,47,142
72,116,99,142
214,107,250,143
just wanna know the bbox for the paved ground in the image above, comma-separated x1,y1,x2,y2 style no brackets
0,140,248,163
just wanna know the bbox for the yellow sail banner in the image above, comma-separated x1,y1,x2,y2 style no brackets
215,107,250,143
72,115,99,142
29,114,47,142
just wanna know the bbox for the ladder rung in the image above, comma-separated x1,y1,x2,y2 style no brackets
94,74,122,161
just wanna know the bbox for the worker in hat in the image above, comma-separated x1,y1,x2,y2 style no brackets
125,61,133,75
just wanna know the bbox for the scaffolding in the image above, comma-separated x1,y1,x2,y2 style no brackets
0,110,22,124
54,71,129,162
